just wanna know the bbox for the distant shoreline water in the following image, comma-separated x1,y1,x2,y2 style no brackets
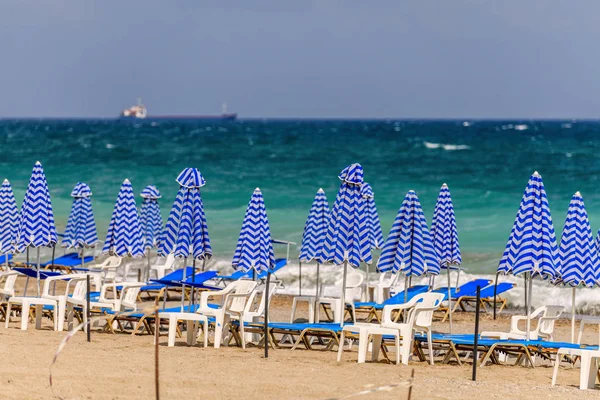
1,118,600,276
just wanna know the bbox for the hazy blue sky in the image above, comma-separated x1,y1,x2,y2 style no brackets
1,1,599,118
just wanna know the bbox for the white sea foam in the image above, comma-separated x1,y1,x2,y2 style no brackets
514,124,529,131
423,142,471,151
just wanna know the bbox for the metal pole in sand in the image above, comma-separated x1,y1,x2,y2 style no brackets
472,285,481,381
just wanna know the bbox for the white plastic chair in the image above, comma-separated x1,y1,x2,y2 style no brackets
317,273,364,323
482,305,564,341
149,253,176,280
89,256,122,285
369,272,397,304
65,278,89,331
42,274,90,331
0,271,19,300
243,282,277,343
338,292,445,365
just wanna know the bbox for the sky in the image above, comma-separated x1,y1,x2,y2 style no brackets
1,1,599,119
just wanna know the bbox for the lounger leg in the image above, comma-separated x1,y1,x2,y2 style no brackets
400,336,411,366
167,316,177,346
395,335,401,365
580,353,594,390
57,298,66,332
213,315,226,349
239,319,246,349
357,332,370,364
203,320,208,348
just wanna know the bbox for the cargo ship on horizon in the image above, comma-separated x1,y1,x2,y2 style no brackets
119,99,237,121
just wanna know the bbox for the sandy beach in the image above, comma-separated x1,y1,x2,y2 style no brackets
0,292,598,400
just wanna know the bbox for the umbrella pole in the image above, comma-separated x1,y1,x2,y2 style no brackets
571,288,576,343
340,260,348,327
86,273,91,342
51,245,55,271
314,263,320,323
191,258,196,307
181,257,187,312
264,271,271,358
527,272,532,341
299,261,302,296
493,273,498,320
24,248,30,296
36,248,41,297
4,252,8,270
447,266,453,334
404,275,409,303
365,262,369,301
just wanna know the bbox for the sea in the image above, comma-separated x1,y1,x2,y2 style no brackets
1,118,600,313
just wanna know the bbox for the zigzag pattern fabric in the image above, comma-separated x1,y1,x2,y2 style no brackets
102,179,145,257
299,188,330,262
558,192,599,287
497,172,559,279
431,184,461,267
159,169,211,260
232,188,275,273
62,182,98,249
361,183,384,249
140,185,163,249
318,163,372,268
0,180,19,254
16,161,58,251
377,190,439,276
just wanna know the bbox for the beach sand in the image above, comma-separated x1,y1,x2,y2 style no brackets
0,294,598,399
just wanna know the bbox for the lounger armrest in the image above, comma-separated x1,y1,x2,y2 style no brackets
223,293,252,313
42,275,74,296
200,287,232,308
510,315,528,334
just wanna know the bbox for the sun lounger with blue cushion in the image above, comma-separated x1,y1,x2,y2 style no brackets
243,321,350,350
41,254,95,271
453,282,515,314
214,258,287,286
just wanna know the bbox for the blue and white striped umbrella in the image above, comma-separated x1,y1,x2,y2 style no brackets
0,179,19,255
299,188,330,263
140,185,163,250
431,184,461,267
361,183,384,250
377,190,439,276
559,192,599,288
497,171,559,280
102,179,145,257
16,161,58,252
62,182,98,249
558,192,599,342
318,163,372,268
159,168,211,260
232,188,275,274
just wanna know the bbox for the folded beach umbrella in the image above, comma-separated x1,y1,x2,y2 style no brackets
0,179,19,268
16,161,59,296
299,188,329,306
140,185,163,250
497,171,559,340
231,188,275,356
361,182,384,299
557,192,599,342
102,179,145,258
62,182,98,266
377,190,439,302
159,168,212,308
431,183,461,333
318,163,372,326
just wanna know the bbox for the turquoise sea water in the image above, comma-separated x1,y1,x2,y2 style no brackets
0,119,598,273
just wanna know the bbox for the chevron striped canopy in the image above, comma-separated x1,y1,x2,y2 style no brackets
0,179,19,254
62,182,98,249
140,185,163,250
159,168,211,260
377,190,439,276
16,161,58,251
558,192,599,287
102,179,145,257
497,172,559,279
318,163,372,268
232,188,275,273
361,183,384,250
431,184,461,267
299,188,330,263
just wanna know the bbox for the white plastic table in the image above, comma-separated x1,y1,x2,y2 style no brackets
6,297,58,331
552,347,600,390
